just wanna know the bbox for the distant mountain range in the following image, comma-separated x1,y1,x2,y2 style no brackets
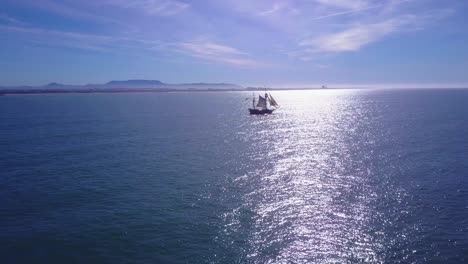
0,80,335,95
0,80,244,90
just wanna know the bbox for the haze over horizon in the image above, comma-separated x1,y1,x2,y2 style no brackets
1,0,467,87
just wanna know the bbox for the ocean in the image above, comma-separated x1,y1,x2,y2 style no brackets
1,89,467,263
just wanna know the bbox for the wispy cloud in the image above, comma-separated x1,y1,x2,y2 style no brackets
0,23,167,53
259,3,283,16
314,0,371,10
0,24,116,51
0,13,27,25
301,18,405,52
258,2,300,16
177,42,247,56
102,0,189,16
308,0,415,21
299,8,454,54
1,0,461,79
0,22,261,67
309,5,381,21
175,40,261,67
19,0,123,25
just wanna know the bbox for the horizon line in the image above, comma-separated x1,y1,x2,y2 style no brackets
1,80,468,89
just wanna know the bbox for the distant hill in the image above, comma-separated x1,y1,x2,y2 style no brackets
105,80,166,87
0,80,244,90
46,82,63,87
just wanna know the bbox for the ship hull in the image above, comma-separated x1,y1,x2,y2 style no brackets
249,108,274,115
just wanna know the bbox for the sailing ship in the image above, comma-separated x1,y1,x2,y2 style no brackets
249,92,279,115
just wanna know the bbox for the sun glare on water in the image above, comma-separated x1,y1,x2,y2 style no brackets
222,90,410,263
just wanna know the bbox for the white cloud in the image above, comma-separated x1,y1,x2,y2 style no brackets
175,40,261,67
177,42,247,56
0,22,262,67
299,8,454,54
2,0,457,67
301,19,403,52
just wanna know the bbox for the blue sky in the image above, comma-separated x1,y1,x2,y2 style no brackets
1,0,467,87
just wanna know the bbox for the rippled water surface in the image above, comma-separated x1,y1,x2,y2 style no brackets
1,89,468,263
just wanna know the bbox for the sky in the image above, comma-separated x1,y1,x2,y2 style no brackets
0,0,467,87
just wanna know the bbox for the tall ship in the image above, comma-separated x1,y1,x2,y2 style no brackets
249,92,279,115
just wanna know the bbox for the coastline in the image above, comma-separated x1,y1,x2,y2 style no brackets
1,87,467,96
0,87,340,95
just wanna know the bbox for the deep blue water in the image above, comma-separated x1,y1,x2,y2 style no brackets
1,89,467,263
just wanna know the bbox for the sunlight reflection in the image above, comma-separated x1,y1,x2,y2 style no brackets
229,90,400,263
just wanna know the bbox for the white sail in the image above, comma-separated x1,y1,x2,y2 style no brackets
268,93,279,107
256,95,267,109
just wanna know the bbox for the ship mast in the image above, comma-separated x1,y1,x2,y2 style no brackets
252,93,256,109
